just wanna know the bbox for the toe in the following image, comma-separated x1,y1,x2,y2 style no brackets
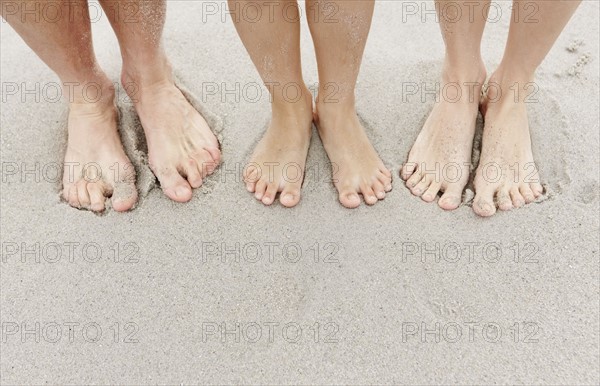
401,162,417,180
280,182,302,208
87,182,106,212
410,176,430,197
519,184,536,204
62,183,71,202
530,182,544,198
244,163,260,192
262,182,279,205
510,187,525,208
421,182,442,203
438,185,463,211
380,166,392,178
112,182,138,212
205,146,222,165
377,171,393,192
182,159,203,188
254,180,268,201
76,180,90,209
406,170,423,188
473,189,497,217
372,180,386,200
496,189,513,211
360,183,378,205
193,149,218,178
68,184,80,208
338,187,361,209
154,166,193,203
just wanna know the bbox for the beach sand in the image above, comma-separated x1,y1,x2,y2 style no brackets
1,1,598,383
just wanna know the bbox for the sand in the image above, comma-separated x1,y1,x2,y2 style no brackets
1,0,598,384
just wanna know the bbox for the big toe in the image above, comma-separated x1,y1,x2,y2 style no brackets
438,185,463,211
338,188,361,209
155,166,193,203
112,182,138,212
280,181,302,208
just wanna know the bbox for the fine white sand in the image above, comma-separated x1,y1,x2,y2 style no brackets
1,1,598,384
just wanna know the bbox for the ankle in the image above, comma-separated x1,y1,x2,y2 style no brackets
435,58,487,105
315,92,356,118
67,87,117,139
121,50,174,96
442,56,487,83
487,66,536,104
271,85,312,115
488,65,535,88
66,77,116,111
493,59,536,83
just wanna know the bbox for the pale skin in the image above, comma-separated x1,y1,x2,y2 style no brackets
1,0,220,212
229,0,392,208
401,0,581,216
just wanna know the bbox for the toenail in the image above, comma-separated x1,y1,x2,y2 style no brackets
442,197,457,205
176,187,189,197
346,193,359,202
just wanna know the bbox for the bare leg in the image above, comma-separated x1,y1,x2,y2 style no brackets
99,0,221,203
401,0,489,210
307,0,391,208
229,0,313,207
473,0,581,216
1,0,137,212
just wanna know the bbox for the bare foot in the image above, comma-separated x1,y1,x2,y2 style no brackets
244,88,313,208
123,64,221,203
62,80,137,213
401,62,486,210
315,100,392,208
472,69,544,217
